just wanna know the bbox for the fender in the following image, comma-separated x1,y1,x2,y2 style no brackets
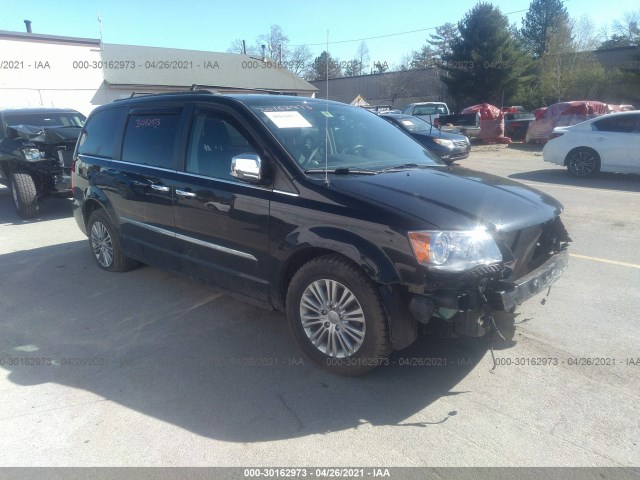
274,225,418,349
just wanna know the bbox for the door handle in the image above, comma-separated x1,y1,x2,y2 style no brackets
176,189,196,198
150,184,170,192
595,137,605,142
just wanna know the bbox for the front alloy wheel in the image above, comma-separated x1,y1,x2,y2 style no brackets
287,255,392,375
300,279,366,358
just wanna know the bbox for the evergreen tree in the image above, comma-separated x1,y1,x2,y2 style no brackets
428,23,459,60
521,0,570,57
442,3,532,107
306,51,343,81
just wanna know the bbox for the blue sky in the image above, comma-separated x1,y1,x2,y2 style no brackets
1,0,634,67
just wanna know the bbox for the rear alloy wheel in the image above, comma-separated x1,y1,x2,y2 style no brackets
87,209,138,272
286,255,392,375
566,148,600,178
10,171,38,219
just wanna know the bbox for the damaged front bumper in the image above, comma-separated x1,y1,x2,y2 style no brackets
487,248,569,312
404,247,569,339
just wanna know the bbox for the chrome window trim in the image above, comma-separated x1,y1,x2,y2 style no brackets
120,217,258,262
273,189,299,197
106,159,178,174
177,170,272,192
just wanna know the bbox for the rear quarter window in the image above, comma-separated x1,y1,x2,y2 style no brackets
77,107,125,158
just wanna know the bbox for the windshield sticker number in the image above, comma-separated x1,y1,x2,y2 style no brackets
264,111,312,128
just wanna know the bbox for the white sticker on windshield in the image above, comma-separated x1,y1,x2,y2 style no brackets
264,111,312,128
401,120,414,126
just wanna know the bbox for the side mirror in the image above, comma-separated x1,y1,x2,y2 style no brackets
231,153,263,183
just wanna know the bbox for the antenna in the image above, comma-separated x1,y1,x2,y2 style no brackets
97,13,103,45
324,30,330,186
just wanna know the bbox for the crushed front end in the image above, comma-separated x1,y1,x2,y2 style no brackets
406,216,571,338
1,125,80,196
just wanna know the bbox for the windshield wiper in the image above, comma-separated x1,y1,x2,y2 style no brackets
378,163,436,173
304,167,377,175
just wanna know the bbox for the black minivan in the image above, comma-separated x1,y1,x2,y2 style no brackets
72,92,570,375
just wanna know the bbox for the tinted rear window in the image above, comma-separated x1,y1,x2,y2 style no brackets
121,114,180,169
77,107,124,159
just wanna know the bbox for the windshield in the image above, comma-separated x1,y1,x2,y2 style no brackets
4,112,85,128
249,100,442,172
413,104,448,115
390,115,434,133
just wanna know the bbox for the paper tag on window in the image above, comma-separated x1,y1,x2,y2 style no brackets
264,111,312,128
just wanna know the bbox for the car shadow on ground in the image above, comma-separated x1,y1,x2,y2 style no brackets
0,241,513,443
509,169,640,193
506,142,544,153
0,186,73,224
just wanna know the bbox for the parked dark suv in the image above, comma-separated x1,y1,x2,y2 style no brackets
0,108,86,218
72,92,570,375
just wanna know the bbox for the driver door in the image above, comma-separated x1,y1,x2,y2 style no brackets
173,106,272,301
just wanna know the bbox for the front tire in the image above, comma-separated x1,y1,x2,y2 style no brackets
566,148,600,178
10,171,38,219
87,209,138,272
286,255,392,375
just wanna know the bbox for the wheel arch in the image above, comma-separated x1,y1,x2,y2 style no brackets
276,227,402,308
81,187,118,230
563,146,601,167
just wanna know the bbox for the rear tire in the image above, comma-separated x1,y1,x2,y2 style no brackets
10,171,38,219
286,254,392,375
566,148,600,178
87,209,138,272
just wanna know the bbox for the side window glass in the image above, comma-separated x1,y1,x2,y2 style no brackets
594,116,638,133
77,107,124,158
121,114,180,169
186,113,257,180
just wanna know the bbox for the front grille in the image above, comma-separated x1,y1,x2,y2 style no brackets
453,140,468,148
467,263,504,278
495,217,570,281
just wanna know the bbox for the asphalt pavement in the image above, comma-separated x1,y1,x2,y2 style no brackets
0,145,638,468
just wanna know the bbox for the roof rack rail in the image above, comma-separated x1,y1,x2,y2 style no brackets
113,88,218,101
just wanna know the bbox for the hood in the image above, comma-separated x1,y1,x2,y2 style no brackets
7,124,82,144
329,166,563,232
413,128,468,141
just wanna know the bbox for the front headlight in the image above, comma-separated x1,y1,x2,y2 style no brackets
408,228,502,272
22,148,43,161
432,138,454,148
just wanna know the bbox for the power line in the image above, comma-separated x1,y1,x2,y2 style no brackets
289,2,570,47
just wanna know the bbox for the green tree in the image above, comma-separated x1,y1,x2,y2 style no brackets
428,23,458,60
409,45,436,69
441,3,531,106
344,59,361,77
305,51,343,81
409,23,459,69
521,0,570,57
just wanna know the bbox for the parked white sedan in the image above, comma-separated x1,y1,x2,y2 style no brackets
543,110,640,177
